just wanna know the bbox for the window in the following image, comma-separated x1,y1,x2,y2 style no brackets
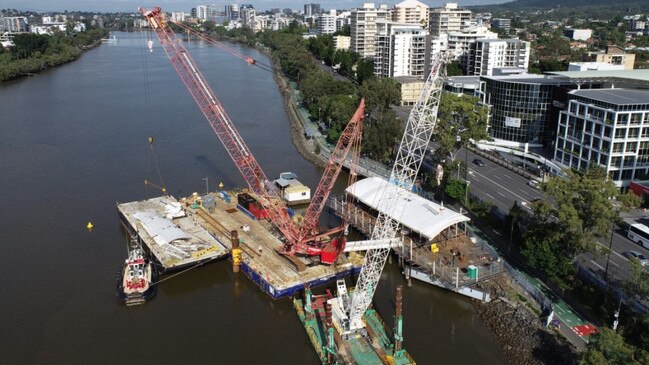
622,169,633,179
612,142,624,153
627,142,638,153
614,128,626,139
629,128,640,138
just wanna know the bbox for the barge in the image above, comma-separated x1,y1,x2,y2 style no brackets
118,193,363,299
294,280,416,365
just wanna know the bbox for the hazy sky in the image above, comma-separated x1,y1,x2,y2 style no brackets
5,0,510,13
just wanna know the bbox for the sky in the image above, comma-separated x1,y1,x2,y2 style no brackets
4,0,511,13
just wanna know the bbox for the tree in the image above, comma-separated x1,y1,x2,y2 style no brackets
623,259,649,301
522,166,641,288
355,57,374,83
362,110,401,163
581,328,639,365
358,77,400,113
507,200,529,250
434,93,489,168
446,60,464,76
445,179,468,201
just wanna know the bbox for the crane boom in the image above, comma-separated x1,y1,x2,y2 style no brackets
296,99,365,245
347,54,446,331
140,7,300,244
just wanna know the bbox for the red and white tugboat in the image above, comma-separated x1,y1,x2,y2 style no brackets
116,239,157,306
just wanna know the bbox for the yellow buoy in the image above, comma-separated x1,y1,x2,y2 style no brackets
87,222,94,230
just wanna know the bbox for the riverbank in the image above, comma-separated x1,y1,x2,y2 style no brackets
271,63,327,169
0,33,106,82
473,282,580,365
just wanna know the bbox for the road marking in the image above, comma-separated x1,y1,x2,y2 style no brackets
593,241,629,262
486,193,495,199
470,169,535,205
504,175,513,180
591,260,605,270
609,260,619,267
497,191,506,197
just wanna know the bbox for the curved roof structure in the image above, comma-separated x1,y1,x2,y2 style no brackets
345,177,470,241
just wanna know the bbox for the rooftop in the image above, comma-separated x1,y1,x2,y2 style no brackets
546,69,649,86
481,74,573,85
570,88,649,106
345,177,470,241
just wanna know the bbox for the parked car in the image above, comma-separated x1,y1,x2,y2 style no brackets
528,180,541,189
626,251,649,266
472,158,485,167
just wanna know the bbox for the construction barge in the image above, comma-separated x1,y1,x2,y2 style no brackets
118,193,362,299
295,280,416,365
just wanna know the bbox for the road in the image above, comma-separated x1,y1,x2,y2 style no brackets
423,147,649,288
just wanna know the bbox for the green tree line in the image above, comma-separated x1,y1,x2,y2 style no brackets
258,29,403,162
0,27,108,81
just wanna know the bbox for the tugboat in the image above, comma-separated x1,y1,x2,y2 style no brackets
116,237,157,306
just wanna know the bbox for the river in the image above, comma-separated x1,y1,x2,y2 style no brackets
0,31,507,364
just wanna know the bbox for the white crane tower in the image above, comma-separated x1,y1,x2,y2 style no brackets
345,53,448,332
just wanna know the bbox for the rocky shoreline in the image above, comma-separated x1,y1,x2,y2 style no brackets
473,292,579,365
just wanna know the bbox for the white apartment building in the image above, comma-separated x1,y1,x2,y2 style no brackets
554,88,649,187
240,5,255,27
334,35,351,50
563,28,592,41
438,25,498,70
374,21,428,78
225,4,239,20
350,3,391,58
196,5,210,21
392,0,429,28
171,12,186,22
2,16,28,32
468,38,530,76
317,10,337,34
429,2,472,37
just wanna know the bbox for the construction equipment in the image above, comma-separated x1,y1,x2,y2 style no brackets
140,7,363,264
344,53,447,332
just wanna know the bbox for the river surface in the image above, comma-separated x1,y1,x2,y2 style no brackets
0,31,507,364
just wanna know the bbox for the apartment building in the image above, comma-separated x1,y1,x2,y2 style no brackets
317,10,337,34
350,3,391,58
468,38,530,76
428,2,472,37
391,0,429,28
374,21,428,78
583,45,636,70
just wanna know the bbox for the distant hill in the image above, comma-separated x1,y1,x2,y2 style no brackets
475,0,649,10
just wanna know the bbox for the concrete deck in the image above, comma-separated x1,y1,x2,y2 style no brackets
187,192,363,297
117,196,229,272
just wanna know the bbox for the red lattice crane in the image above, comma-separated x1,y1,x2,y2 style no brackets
140,7,363,264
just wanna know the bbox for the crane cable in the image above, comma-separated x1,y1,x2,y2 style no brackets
140,30,168,196
169,20,274,73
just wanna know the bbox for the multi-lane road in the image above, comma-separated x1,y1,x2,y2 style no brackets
437,147,649,288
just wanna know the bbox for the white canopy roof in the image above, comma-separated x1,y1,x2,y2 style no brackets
345,177,470,241
133,211,191,245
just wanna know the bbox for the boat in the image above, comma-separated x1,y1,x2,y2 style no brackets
294,280,416,365
101,34,118,43
116,238,157,306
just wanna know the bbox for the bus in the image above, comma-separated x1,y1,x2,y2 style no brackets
628,223,649,249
